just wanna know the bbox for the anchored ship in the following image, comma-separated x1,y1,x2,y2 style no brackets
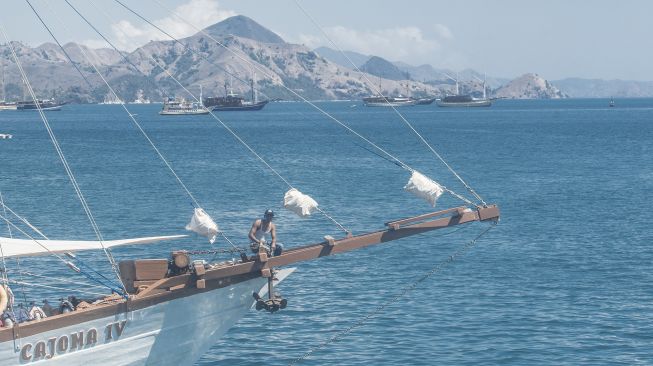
0,3,500,366
16,99,65,111
203,77,268,112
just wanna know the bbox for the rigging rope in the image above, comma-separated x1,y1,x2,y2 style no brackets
126,0,477,208
289,222,497,365
3,279,109,298
0,200,48,239
45,0,201,210
0,24,127,294
0,191,12,286
61,0,349,235
153,54,350,234
23,0,94,89
112,0,272,101
293,0,487,207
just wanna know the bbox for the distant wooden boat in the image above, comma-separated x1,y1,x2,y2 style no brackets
16,99,64,111
436,95,492,107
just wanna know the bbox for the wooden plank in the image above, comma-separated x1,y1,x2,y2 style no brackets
385,206,466,228
134,259,168,280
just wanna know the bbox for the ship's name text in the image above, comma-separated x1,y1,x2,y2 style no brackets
19,320,127,362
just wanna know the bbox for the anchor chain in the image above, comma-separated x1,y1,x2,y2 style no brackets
289,222,497,365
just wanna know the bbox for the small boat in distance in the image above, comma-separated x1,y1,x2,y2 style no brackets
0,101,16,111
0,133,12,139
436,73,492,108
413,97,436,105
436,95,492,107
16,99,65,111
363,95,417,107
609,97,615,107
159,98,209,115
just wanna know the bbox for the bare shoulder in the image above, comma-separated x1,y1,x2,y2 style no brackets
252,218,262,227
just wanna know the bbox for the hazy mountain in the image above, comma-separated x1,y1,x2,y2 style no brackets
313,47,370,69
1,16,595,103
494,73,567,99
553,78,653,98
201,15,285,44
360,56,409,81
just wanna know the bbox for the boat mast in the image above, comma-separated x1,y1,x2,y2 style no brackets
483,73,487,99
251,72,257,103
1,55,4,102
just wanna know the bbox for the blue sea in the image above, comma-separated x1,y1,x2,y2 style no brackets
0,99,651,365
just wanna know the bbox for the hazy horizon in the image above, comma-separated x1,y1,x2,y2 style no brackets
1,0,651,81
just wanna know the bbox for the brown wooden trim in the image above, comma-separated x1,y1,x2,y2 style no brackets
0,272,260,343
385,206,466,228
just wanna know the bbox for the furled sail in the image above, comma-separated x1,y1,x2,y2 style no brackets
185,208,219,243
404,171,444,206
284,188,319,217
0,235,187,258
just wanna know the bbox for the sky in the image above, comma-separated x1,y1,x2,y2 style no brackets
0,0,651,81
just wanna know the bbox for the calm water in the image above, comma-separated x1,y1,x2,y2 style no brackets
0,99,651,365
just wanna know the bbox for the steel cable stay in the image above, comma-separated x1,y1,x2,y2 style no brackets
83,0,352,235
150,53,351,235
40,1,350,235
37,0,200,211
40,0,255,263
0,212,124,295
55,0,173,100
12,271,117,292
121,0,478,208
57,0,349,236
68,0,352,235
0,280,109,298
293,0,487,207
85,0,273,103
289,222,497,365
0,24,127,295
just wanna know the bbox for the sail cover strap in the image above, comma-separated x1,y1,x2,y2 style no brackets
186,208,219,243
404,171,444,207
284,188,319,217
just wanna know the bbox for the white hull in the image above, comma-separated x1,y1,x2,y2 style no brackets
364,100,417,107
436,99,492,107
0,268,294,365
159,109,209,115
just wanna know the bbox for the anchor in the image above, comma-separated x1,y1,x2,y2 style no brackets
251,244,288,313
253,268,288,313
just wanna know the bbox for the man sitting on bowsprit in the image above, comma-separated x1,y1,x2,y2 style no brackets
248,209,282,256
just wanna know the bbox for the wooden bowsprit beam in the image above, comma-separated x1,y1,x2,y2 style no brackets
133,205,499,298
267,204,499,268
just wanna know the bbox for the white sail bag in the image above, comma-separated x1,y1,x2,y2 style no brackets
185,208,219,243
404,171,444,207
283,188,319,217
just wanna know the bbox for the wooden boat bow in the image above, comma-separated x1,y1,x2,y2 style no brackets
133,204,500,299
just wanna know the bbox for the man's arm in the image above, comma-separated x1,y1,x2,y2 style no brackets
248,219,260,243
270,223,277,248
